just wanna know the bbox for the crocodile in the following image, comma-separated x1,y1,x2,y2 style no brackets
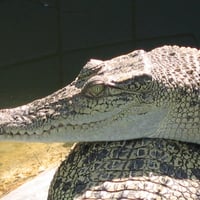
0,45,199,199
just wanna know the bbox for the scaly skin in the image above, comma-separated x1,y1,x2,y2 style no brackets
48,139,200,200
0,46,199,199
0,46,199,143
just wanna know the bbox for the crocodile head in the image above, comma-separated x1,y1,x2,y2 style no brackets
0,46,199,142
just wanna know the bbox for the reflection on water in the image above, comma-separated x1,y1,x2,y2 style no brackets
0,142,72,197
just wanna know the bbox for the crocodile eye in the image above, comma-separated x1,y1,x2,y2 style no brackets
84,84,105,97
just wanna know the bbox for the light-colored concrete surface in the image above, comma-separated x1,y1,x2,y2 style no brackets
1,167,57,200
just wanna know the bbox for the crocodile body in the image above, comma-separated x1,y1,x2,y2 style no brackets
48,139,200,200
0,45,199,199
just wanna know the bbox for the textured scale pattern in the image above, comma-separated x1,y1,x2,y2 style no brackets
0,46,199,199
0,46,199,144
149,46,200,90
48,139,200,200
147,46,200,143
